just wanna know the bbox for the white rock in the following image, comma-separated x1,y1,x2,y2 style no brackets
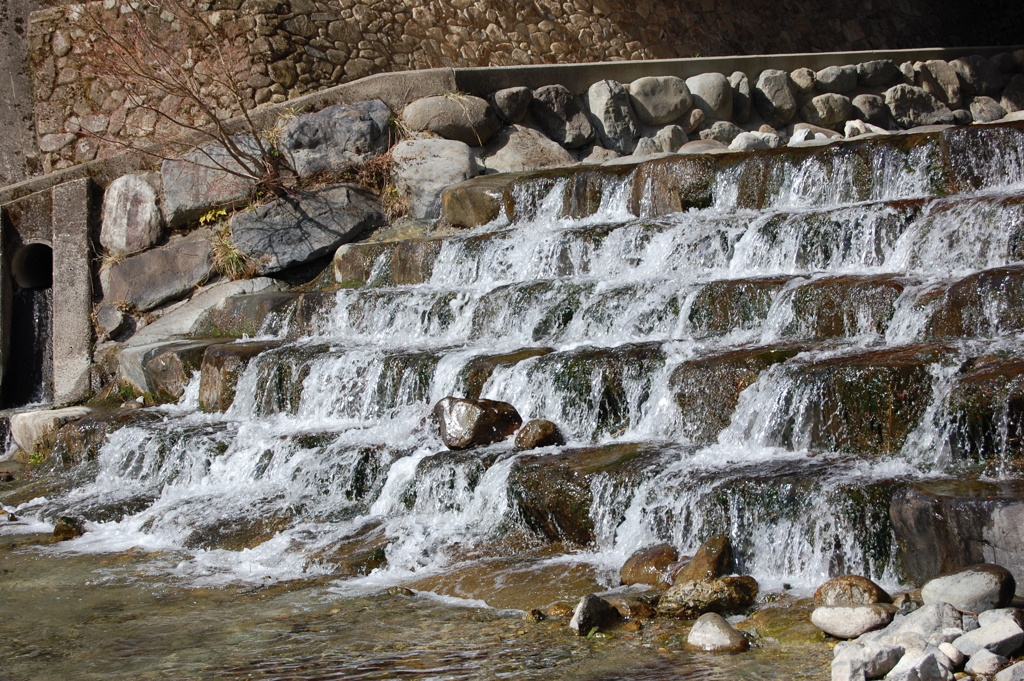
729,131,780,151
813,605,894,639
686,72,733,122
391,139,482,219
844,119,890,138
885,651,955,681
687,612,749,652
996,661,1024,681
870,602,963,645
952,619,1024,657
831,641,904,681
922,564,1016,613
587,79,640,155
482,124,575,173
966,649,1010,676
101,174,164,256
10,406,92,454
937,641,965,668
634,125,687,156
978,608,1024,629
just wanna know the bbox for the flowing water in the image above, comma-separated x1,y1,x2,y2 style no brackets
3,124,1024,679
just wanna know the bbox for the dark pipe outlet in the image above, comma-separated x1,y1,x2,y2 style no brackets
12,242,53,290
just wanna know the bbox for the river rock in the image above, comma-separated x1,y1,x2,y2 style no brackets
793,123,843,140
952,619,1024,657
753,69,797,128
628,75,692,126
161,135,262,228
687,612,749,652
916,60,963,109
100,228,214,312
938,641,965,667
278,99,392,178
658,575,758,619
831,641,905,681
921,564,1016,613
952,108,974,125
686,72,732,122
979,609,1024,629
513,419,565,450
490,86,532,124
634,125,687,156
403,95,501,146
971,96,1007,123
684,108,705,134
729,72,751,124
997,662,1024,681
672,534,732,583
699,121,742,145
53,516,85,541
620,543,678,586
392,139,482,219
812,605,895,639
1001,74,1024,112
604,595,657,620
884,84,955,128
852,94,892,128
678,139,727,154
586,80,640,155
800,93,853,129
230,185,384,275
433,397,522,450
949,55,1004,98
966,649,1010,676
569,593,621,635
858,59,901,87
530,84,595,149
816,65,858,94
865,602,964,646
10,406,92,455
101,174,163,256
790,67,816,95
729,132,780,151
815,575,892,607
886,650,956,681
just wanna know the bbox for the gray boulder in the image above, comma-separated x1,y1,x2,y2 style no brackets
230,185,384,275
279,100,391,178
921,564,1016,613
997,662,1024,681
569,594,621,635
699,121,743,145
865,602,964,646
403,94,501,146
966,649,1010,676
490,86,532,124
100,228,214,312
884,85,955,128
979,609,1024,629
161,135,263,228
812,605,895,639
858,59,901,87
658,575,758,619
801,93,853,129
392,139,482,219
816,65,858,94
101,174,163,256
952,109,975,125
1001,74,1024,112
952,619,1024,657
815,575,892,607
586,79,640,155
971,96,1008,123
916,60,963,109
634,125,687,156
628,75,692,126
686,72,733,122
831,641,905,681
790,67,816,95
852,94,892,128
886,651,956,681
950,55,1004,98
754,69,797,128
530,84,595,149
729,71,751,124
729,131,780,151
483,124,575,173
433,396,522,450
687,612,749,652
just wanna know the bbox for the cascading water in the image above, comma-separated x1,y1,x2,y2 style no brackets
6,125,1024,610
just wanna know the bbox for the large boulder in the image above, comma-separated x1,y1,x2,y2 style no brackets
970,96,1007,123
101,174,163,256
753,69,797,129
815,575,892,607
687,612,749,652
482,124,575,174
161,135,263,228
569,594,621,635
100,228,214,312
392,139,482,219
884,84,955,128
952,619,1024,657
620,543,678,586
10,406,92,455
490,86,532,124
831,641,905,681
811,605,895,639
922,564,1016,613
916,60,963,109
686,72,733,122
885,650,957,681
1001,74,1024,112
858,60,901,87
997,662,1024,681
627,75,692,126
949,55,1004,98
672,534,733,583
967,649,1011,676
433,396,522,450
230,185,384,275
402,94,501,146
586,80,639,155
278,100,392,178
816,65,858,93
852,94,892,128
633,125,686,156
800,93,853,129
529,84,595,149
658,575,758,619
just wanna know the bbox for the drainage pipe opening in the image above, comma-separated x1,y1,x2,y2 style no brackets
12,242,53,290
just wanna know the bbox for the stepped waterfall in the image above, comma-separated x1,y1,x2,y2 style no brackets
4,123,1024,679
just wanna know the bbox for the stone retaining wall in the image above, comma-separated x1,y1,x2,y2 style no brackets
27,0,956,173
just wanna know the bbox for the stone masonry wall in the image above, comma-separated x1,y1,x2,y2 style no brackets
26,0,953,174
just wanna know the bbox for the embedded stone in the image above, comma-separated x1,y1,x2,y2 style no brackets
949,55,1004,98
699,121,743,145
952,619,1024,658
979,609,1024,630
686,72,733,122
672,534,733,583
513,419,565,450
812,605,895,639
729,71,751,123
530,84,595,149
1001,74,1024,112
392,139,482,219
858,59,901,87
634,125,686,156
586,79,639,155
627,75,692,126
684,107,705,134
916,60,963,109
970,96,1007,123
620,543,678,586
403,95,501,146
433,397,523,450
101,174,163,256
569,593,621,635
490,86,532,124
831,641,905,681
921,564,1016,613
658,575,758,619
687,612,749,652
885,650,956,681
278,99,392,178
753,69,797,128
99,229,214,312
966,649,1010,676
161,135,263,228
801,93,853,129
816,65,858,93
996,662,1024,681
852,94,892,128
884,85,955,129
790,67,816,95
53,516,86,541
729,131,780,151
815,575,892,607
